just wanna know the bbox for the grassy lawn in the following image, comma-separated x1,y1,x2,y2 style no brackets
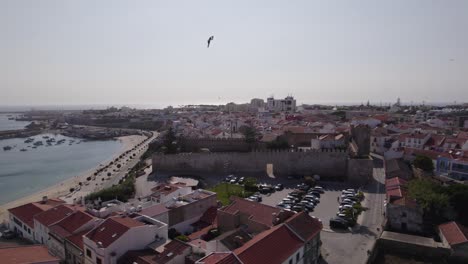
208,183,253,206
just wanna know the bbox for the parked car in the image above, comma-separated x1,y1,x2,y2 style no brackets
282,198,295,204
277,203,292,209
274,183,284,191
292,205,305,212
238,177,245,184
296,183,310,191
312,186,324,193
336,212,347,218
330,217,349,229
303,197,319,204
307,191,321,198
0,230,15,239
339,204,353,210
247,196,260,202
288,191,304,198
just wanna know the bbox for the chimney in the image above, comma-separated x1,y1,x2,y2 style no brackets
272,212,278,225
41,196,48,204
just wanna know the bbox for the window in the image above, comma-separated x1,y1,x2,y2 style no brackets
402,212,407,217
96,257,102,264
296,252,300,262
86,248,91,258
289,259,292,264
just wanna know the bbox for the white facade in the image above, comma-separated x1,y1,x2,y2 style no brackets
83,216,168,264
152,186,193,204
266,96,296,113
281,246,304,264
8,214,34,241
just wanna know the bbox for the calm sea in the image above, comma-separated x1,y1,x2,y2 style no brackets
0,115,123,205
0,113,31,131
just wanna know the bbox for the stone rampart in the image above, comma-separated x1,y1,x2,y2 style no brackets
153,149,349,179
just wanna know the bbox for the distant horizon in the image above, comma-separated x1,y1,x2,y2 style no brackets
0,99,466,112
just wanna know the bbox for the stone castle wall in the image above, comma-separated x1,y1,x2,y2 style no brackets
153,149,350,179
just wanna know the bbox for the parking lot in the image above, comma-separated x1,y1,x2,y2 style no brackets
260,181,357,229
256,166,385,264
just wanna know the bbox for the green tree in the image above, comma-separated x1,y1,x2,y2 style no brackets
413,155,434,172
408,179,449,223
266,136,290,150
162,126,178,154
244,177,258,192
242,126,258,145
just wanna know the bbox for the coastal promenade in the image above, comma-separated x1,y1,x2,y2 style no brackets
0,132,158,224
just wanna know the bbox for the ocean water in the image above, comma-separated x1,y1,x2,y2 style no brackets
0,133,123,205
0,114,31,131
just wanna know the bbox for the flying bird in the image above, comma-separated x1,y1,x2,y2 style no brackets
207,36,214,48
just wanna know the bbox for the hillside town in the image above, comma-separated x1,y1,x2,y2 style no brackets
2,96,468,264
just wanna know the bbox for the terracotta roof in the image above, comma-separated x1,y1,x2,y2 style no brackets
49,210,94,239
285,212,322,241
34,204,74,227
439,221,468,246
8,203,46,228
119,240,191,264
66,230,89,250
234,224,303,264
8,199,65,228
197,252,242,264
85,216,144,248
220,197,283,228
0,245,60,264
385,177,408,188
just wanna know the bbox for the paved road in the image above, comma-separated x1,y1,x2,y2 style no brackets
62,132,158,203
320,161,386,264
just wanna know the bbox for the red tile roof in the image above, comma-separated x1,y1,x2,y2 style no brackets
34,204,74,227
0,245,60,264
8,199,65,228
8,203,46,228
197,252,242,264
85,216,144,248
220,197,284,228
439,221,468,246
385,177,408,188
66,230,89,250
49,210,94,239
285,212,322,241
234,224,303,264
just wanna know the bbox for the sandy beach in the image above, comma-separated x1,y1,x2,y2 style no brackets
0,134,148,224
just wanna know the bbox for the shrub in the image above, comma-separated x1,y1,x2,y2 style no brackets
356,191,364,201
168,228,181,239
244,177,258,192
413,155,434,172
85,175,135,202
175,235,189,242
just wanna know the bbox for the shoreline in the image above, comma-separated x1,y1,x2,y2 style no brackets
0,134,146,224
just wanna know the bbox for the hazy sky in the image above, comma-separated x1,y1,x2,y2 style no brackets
1,0,468,107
